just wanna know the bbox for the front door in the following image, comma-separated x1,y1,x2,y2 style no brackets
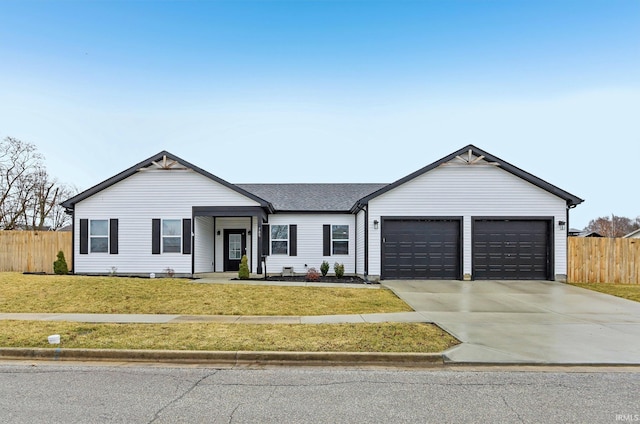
224,229,246,272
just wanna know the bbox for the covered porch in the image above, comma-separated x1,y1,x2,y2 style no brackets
192,206,268,275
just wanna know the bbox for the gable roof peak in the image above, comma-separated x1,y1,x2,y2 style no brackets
356,144,584,207
61,150,272,211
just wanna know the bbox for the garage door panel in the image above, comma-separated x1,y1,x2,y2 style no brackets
382,219,460,280
473,220,550,280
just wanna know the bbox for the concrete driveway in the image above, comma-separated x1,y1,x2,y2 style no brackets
383,280,640,364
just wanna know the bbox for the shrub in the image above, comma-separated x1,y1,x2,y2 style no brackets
53,251,68,275
334,262,345,279
320,260,330,276
164,267,175,278
238,255,250,280
305,267,320,282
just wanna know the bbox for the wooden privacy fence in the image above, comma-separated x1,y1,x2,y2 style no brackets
0,231,72,274
568,237,640,284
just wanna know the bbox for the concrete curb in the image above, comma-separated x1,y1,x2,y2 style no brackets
0,348,445,368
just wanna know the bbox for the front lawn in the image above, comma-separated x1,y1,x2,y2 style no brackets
570,283,640,303
0,273,411,316
0,321,458,353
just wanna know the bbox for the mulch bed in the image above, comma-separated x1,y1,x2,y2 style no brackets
233,275,376,284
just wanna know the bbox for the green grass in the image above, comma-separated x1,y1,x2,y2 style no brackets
0,273,411,316
570,283,640,303
0,321,459,353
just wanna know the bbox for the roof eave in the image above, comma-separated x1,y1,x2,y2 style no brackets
355,144,584,206
60,151,272,211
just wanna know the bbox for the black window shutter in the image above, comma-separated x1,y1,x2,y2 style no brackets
79,219,88,254
152,219,161,254
261,225,270,256
323,224,331,256
109,219,118,254
182,218,192,255
289,224,297,256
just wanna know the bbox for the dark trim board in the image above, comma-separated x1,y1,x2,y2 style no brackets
364,207,369,277
193,206,267,221
471,217,554,281
380,216,463,280
71,211,75,273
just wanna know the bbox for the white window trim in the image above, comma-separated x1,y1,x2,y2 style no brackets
331,224,349,255
162,219,182,254
271,224,289,255
89,219,109,253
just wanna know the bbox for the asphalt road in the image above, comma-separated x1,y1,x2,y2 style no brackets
0,363,638,423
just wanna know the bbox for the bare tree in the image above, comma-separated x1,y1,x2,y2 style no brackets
0,137,43,229
0,137,73,230
48,183,77,230
585,215,640,238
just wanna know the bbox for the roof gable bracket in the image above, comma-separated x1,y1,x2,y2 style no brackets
445,149,499,166
138,155,190,172
152,155,178,169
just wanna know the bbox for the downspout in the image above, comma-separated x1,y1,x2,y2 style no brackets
71,209,75,274
354,210,357,277
565,202,574,283
364,205,369,281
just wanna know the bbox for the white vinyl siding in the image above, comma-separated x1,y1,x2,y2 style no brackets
194,216,214,273
265,214,356,275
367,161,568,280
74,169,260,275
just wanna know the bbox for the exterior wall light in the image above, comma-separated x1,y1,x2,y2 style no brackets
373,220,379,230
558,221,566,230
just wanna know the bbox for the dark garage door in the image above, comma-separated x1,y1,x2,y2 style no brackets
473,219,551,280
382,219,461,280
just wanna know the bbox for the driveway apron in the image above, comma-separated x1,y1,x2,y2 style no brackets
383,280,640,364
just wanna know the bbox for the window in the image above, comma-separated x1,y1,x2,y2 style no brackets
162,219,182,253
271,225,288,255
332,225,349,255
90,220,109,253
229,233,242,260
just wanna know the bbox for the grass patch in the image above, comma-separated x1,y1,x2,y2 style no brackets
570,283,640,303
0,321,458,353
0,273,411,316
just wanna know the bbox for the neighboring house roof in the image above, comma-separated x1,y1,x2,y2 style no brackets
568,228,582,236
623,228,640,239
61,151,273,212
570,230,604,238
354,144,584,210
237,183,387,212
57,224,72,232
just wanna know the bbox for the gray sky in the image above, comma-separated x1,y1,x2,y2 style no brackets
1,1,638,229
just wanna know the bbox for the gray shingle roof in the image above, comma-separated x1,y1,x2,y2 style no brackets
237,183,387,212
